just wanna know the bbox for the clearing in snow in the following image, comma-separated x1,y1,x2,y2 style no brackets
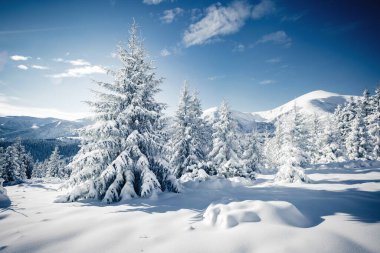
1,162,380,253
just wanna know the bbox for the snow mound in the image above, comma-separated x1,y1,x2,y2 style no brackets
204,200,310,229
0,178,10,208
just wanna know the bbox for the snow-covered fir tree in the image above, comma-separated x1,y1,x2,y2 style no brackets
2,139,32,183
241,129,262,176
274,105,309,183
169,82,209,179
0,147,6,180
32,161,46,178
368,87,380,159
346,104,371,160
308,113,324,164
319,115,346,163
335,97,357,151
208,101,254,179
264,119,283,169
46,147,65,178
63,21,179,203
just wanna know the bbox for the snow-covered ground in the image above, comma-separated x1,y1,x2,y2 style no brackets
1,164,380,253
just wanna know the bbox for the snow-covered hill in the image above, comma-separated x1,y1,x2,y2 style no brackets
0,90,357,139
203,90,356,132
252,90,355,121
0,116,90,140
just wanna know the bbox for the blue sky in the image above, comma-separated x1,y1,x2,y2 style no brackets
0,0,379,119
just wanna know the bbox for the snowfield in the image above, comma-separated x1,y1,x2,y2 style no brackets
1,163,380,253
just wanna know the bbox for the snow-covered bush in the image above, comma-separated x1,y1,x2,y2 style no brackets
0,178,10,207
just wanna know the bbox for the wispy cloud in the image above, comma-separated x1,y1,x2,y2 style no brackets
67,59,90,66
0,27,70,35
160,48,171,57
256,31,292,47
259,79,275,85
233,44,245,52
281,12,306,22
266,57,281,63
0,93,20,103
0,98,89,120
183,1,250,47
0,51,7,71
48,65,106,78
143,0,164,5
161,8,183,24
322,21,360,34
17,64,28,70
31,65,49,70
208,75,225,81
251,0,275,20
10,55,30,61
53,58,90,66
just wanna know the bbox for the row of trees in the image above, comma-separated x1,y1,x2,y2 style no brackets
61,22,380,203
0,139,33,183
0,140,69,183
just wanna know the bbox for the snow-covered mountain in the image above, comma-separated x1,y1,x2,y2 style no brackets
0,116,90,140
251,90,355,121
0,90,356,140
202,90,356,132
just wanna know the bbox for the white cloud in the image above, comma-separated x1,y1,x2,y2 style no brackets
53,58,90,66
31,65,49,70
67,59,90,66
256,31,292,47
143,0,164,5
183,1,250,47
259,79,275,85
49,65,106,78
161,8,184,24
17,64,28,70
10,55,30,61
251,0,275,19
266,57,281,63
53,58,64,62
160,48,171,57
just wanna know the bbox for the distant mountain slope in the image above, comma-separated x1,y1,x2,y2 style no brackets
0,116,90,140
251,90,355,121
0,90,358,140
202,90,357,132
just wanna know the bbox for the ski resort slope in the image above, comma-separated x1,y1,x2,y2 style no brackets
1,163,380,253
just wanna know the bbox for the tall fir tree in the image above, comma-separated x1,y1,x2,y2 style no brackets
169,83,208,179
242,129,262,177
319,115,346,163
274,105,309,183
63,21,179,203
308,113,324,164
369,87,380,159
46,147,64,178
208,101,254,179
0,147,6,180
346,104,371,160
3,139,30,182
